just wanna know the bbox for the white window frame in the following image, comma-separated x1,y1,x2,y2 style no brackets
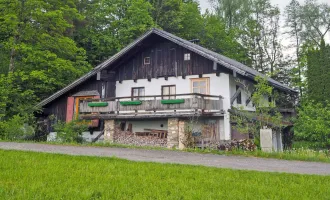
162,85,176,99
144,57,151,65
184,53,191,61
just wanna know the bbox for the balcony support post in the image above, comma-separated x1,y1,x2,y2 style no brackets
167,118,179,148
104,119,115,143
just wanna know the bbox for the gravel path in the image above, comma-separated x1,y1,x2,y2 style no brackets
1,142,330,175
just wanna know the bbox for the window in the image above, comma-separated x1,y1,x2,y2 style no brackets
162,85,176,99
144,57,150,65
191,78,209,94
184,53,191,61
236,85,242,104
132,87,145,100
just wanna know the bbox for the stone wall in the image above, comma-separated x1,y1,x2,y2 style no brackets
178,121,186,150
167,118,179,148
104,120,115,142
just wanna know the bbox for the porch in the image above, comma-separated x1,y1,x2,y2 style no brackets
78,93,224,120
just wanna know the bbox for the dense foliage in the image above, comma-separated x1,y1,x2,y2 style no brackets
295,102,330,148
306,41,330,103
53,120,89,143
231,76,282,147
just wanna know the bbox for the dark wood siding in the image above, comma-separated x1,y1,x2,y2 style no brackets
43,75,116,124
116,41,214,81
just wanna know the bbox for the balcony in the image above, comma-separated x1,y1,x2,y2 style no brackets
79,93,224,120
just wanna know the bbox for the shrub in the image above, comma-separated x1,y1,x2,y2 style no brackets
295,102,330,149
217,139,257,151
0,115,34,140
53,120,89,143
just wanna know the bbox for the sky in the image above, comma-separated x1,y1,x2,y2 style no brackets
198,0,329,13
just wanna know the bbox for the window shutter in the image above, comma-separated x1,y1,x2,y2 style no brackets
90,96,100,127
66,97,75,122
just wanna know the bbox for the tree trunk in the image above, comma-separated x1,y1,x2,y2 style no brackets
9,48,16,72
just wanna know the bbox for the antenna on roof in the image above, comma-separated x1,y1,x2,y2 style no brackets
189,39,200,44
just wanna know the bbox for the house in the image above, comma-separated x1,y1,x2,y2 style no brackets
37,28,297,148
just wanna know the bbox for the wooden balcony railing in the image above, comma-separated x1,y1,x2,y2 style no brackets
79,93,224,119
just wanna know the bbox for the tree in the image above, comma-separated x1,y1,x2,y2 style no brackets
177,0,204,40
295,101,330,149
210,0,284,78
306,40,330,103
0,0,91,99
148,0,183,34
284,0,304,97
199,13,249,63
300,0,330,46
209,0,252,30
74,0,155,66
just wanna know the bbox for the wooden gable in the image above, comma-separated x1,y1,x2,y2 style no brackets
115,40,217,82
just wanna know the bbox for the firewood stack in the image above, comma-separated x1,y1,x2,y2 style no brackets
114,129,167,147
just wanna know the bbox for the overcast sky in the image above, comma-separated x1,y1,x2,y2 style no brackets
198,0,329,13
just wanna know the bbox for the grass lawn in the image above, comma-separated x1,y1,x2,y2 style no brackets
0,150,329,199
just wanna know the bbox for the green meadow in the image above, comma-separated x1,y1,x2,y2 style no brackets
0,150,329,200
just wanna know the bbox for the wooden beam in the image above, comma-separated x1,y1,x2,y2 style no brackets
96,72,101,80
213,61,217,70
245,96,251,106
230,87,242,105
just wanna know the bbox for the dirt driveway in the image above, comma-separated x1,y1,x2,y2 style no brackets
0,142,330,175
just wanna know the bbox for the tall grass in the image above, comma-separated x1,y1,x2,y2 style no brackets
186,147,330,163
0,150,329,200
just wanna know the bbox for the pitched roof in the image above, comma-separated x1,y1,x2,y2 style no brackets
37,28,297,107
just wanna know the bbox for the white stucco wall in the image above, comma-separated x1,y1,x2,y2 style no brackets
229,75,255,111
116,73,232,140
229,75,273,111
116,74,228,98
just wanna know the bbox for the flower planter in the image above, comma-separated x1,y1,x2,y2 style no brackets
161,99,185,104
120,101,142,106
88,102,109,107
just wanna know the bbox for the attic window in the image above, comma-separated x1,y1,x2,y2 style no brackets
144,57,151,65
184,53,191,61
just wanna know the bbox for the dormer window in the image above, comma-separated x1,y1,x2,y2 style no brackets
184,53,191,61
144,57,151,65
